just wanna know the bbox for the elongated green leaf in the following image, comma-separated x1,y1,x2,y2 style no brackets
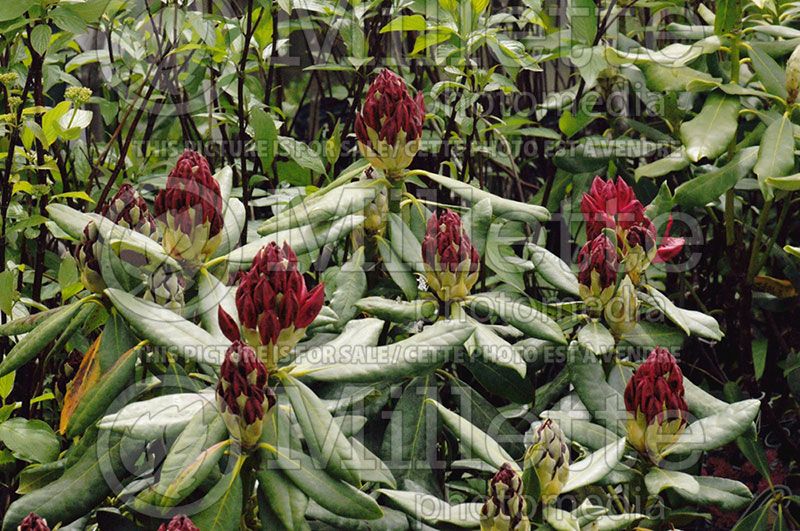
544,505,580,531
634,148,691,181
223,215,364,270
527,244,579,295
0,301,83,377
668,475,752,511
577,320,615,357
561,437,626,493
376,236,418,299
0,307,63,337
468,319,526,377
330,247,366,327
679,93,740,162
273,448,383,520
567,342,626,435
469,292,566,344
257,468,308,531
292,318,384,377
191,467,243,531
355,297,436,322
748,45,788,99
1,433,131,531
715,0,742,34
258,183,377,235
754,113,795,199
282,374,362,484
105,289,222,364
0,419,59,464
645,468,699,496
380,375,439,494
293,319,474,383
567,0,597,44
427,399,516,471
664,399,761,455
378,489,481,528
415,171,550,223
98,390,215,440
387,213,424,273
673,146,758,208
195,269,236,343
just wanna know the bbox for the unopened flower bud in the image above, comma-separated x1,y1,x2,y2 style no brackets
603,276,638,338
157,515,199,531
624,347,688,461
216,341,274,449
355,69,425,176
422,210,480,301
143,264,185,312
480,463,530,531
0,72,19,87
524,419,569,505
18,513,49,531
221,242,325,369
580,177,645,240
577,234,619,310
154,150,223,266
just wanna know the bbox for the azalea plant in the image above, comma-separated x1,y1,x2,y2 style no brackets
0,0,798,530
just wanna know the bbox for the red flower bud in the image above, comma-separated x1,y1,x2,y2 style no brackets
233,242,324,368
422,210,480,301
18,513,49,531
580,176,646,240
157,515,200,531
480,463,528,530
653,215,685,263
624,347,688,458
103,183,158,239
154,150,224,264
577,234,619,289
355,70,425,174
216,341,274,448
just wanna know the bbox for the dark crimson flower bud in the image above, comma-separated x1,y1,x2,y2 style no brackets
580,176,646,240
154,150,224,265
157,515,200,531
480,463,529,531
624,347,688,460
524,419,569,505
577,234,619,292
18,513,49,531
422,210,480,301
216,341,274,449
222,242,325,369
355,69,425,175
76,184,158,294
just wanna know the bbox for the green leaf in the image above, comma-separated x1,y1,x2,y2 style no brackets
468,319,527,377
292,318,383,378
715,0,743,35
673,146,759,208
191,466,243,531
463,198,493,256
251,108,278,172
766,173,800,190
278,136,325,174
376,236,418,299
644,468,699,496
577,320,615,357
640,285,724,340
1,432,130,531
30,25,52,56
754,113,795,199
378,489,480,528
543,505,581,531
670,475,752,511
561,437,626,493
0,0,34,21
273,448,383,520
330,246,366,327
640,63,719,92
679,92,740,162
387,213,424,274
416,170,550,223
748,45,788,99
380,375,440,495
282,374,362,484
469,292,566,344
97,391,215,440
380,15,426,33
665,399,761,455
634,149,691,181
527,244,579,295
135,401,227,507
105,289,222,364
355,297,436,322
567,342,626,435
293,319,474,383
567,0,597,44
256,468,308,531
540,411,617,451
427,399,516,471
0,301,84,377
0,419,59,464
0,270,18,316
